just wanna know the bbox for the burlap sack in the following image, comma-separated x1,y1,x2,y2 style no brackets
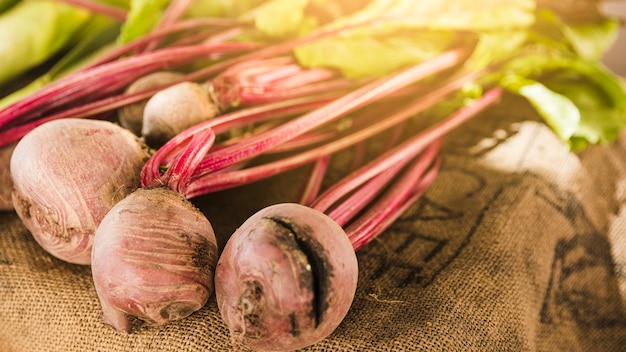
2,97,626,351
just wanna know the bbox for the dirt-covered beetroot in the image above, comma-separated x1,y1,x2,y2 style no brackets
215,203,358,352
10,118,148,264
92,187,218,332
0,142,15,211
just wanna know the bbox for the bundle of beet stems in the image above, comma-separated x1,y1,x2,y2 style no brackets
2,1,625,351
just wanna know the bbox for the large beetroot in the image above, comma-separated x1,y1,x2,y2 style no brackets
216,203,358,351
11,118,148,264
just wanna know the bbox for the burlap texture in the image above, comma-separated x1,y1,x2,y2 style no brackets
2,99,626,351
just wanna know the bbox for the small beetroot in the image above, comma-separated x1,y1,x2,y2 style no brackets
118,71,184,136
142,81,219,147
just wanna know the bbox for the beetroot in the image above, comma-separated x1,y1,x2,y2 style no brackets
92,187,218,332
10,118,148,264
117,71,184,136
215,203,357,351
141,81,219,147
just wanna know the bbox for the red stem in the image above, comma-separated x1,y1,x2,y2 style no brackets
192,49,464,175
311,87,503,213
235,78,356,107
168,27,230,47
140,0,195,53
299,156,331,206
347,156,441,251
327,157,410,228
210,57,353,110
142,94,338,188
0,43,256,131
83,18,238,70
183,71,479,197
163,129,216,194
0,82,179,147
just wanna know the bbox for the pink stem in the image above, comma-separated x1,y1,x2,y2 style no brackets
311,87,503,213
349,142,367,171
235,78,356,106
240,64,303,84
211,57,352,110
218,57,295,78
264,129,342,153
140,0,195,53
299,156,331,206
327,157,409,227
83,18,238,70
183,71,480,197
0,76,192,148
0,42,256,131
143,94,338,189
54,0,127,20
193,49,464,174
163,129,217,194
168,28,227,47
269,68,337,89
241,87,426,154
384,122,407,151
347,156,441,251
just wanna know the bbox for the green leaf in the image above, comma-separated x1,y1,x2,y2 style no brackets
320,0,536,31
0,0,92,85
465,30,528,70
535,9,620,62
118,0,169,44
505,54,626,109
500,53,626,149
295,30,457,79
291,0,536,79
502,75,580,142
0,16,120,109
544,70,626,148
245,0,314,37
561,18,620,62
184,0,265,19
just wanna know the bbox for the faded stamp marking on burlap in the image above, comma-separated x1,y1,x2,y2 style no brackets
358,160,626,330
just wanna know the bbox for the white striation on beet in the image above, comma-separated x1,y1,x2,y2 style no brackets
92,187,218,332
141,81,219,147
10,118,148,264
215,203,358,352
